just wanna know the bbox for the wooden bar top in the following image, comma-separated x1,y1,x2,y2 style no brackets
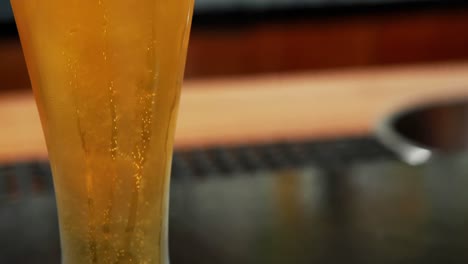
1,62,468,163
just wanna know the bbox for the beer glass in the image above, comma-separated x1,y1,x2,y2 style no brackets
11,0,194,263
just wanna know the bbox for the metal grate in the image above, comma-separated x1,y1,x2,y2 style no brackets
0,136,395,197
173,137,395,178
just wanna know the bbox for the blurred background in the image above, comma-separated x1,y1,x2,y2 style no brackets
3,1,468,263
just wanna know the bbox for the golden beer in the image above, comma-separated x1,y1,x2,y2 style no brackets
11,0,194,263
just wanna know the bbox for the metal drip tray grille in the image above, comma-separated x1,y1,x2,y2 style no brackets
0,137,392,197
173,137,394,177
0,162,53,199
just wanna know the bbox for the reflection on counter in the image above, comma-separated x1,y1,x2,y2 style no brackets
3,139,468,263
169,153,468,264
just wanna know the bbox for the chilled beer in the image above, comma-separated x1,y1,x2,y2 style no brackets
11,0,194,263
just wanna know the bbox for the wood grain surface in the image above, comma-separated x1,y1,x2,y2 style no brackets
1,62,468,163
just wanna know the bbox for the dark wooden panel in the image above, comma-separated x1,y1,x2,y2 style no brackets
375,10,468,63
185,8,468,78
2,7,468,90
0,39,30,90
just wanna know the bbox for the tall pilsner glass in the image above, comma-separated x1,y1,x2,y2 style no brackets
11,0,194,263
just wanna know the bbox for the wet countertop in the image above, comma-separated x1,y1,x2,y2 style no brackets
1,63,468,162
